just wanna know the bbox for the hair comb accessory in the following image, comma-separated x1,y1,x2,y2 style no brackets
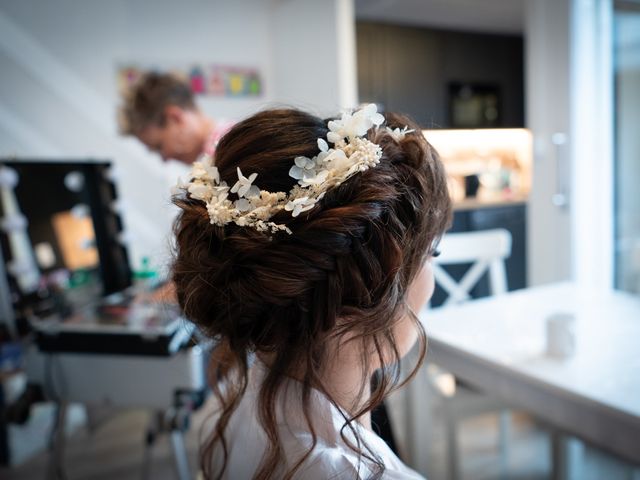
175,104,411,234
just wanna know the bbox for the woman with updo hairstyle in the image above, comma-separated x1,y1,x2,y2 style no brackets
172,105,452,479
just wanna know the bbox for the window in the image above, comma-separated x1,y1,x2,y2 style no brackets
614,3,640,294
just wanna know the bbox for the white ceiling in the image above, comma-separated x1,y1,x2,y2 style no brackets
355,0,525,34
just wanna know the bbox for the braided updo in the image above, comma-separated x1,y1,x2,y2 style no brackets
172,108,451,480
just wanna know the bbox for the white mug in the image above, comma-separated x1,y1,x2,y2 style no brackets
546,312,576,359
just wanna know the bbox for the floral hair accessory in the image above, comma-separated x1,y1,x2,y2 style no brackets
386,126,415,141
175,104,404,234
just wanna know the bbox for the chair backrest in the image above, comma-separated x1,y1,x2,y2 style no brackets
433,228,512,306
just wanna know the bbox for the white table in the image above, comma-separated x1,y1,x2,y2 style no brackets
419,282,640,466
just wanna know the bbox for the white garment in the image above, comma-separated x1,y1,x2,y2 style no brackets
213,362,425,479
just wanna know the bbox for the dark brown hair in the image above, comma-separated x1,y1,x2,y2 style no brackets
119,71,196,134
172,108,451,479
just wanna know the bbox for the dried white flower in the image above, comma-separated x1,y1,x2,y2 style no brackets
231,167,259,198
188,182,212,201
285,196,318,217
327,103,385,144
386,126,415,141
289,156,316,181
171,176,187,196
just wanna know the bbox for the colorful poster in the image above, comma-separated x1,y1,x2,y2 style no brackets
117,64,263,97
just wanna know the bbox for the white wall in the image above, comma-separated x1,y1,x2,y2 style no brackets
271,0,358,117
524,0,573,286
0,0,356,272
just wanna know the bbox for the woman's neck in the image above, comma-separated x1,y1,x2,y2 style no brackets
323,344,373,429
257,339,373,430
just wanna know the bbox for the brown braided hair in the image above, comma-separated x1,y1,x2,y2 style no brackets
172,108,452,479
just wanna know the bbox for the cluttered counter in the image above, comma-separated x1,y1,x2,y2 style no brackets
424,127,532,210
424,128,532,304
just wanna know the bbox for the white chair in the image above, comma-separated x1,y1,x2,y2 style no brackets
430,228,513,480
432,228,511,306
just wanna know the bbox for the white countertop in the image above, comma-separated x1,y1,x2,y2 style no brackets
453,194,528,211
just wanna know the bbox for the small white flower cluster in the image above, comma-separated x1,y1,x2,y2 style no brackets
175,104,412,234
386,126,415,141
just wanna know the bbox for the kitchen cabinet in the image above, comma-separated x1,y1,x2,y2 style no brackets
357,22,524,128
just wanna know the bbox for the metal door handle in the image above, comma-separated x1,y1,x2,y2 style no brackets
551,132,569,208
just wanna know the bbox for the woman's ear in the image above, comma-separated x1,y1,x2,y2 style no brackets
164,104,186,126
406,261,435,314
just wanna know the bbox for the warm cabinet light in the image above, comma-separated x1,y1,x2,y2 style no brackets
423,128,533,204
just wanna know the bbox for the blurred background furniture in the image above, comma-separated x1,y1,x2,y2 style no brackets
432,228,511,306
430,203,527,307
25,323,207,480
422,282,640,479
0,159,209,479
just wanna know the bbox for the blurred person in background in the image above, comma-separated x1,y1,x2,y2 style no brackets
118,72,232,303
119,71,231,166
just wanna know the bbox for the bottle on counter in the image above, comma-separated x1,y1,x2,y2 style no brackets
132,256,159,295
